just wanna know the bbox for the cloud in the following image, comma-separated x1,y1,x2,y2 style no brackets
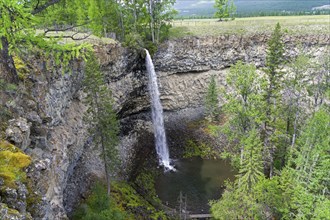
175,0,214,9
191,0,214,7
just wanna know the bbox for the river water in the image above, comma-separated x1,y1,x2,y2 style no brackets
155,158,236,214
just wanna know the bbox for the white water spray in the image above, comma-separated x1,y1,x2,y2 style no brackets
145,49,174,171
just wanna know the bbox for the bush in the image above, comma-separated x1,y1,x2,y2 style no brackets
183,139,216,159
72,183,126,220
73,181,168,220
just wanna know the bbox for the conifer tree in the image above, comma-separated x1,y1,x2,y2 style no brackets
280,54,311,166
83,53,120,196
238,129,264,193
254,108,330,219
211,129,265,220
263,22,285,177
221,61,264,167
205,75,219,121
307,54,330,110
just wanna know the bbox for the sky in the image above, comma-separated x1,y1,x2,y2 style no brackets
174,0,214,10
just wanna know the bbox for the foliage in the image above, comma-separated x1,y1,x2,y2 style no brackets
213,0,236,21
306,53,330,109
211,108,330,219
13,56,29,81
266,23,285,76
225,61,264,130
210,22,329,220
263,22,285,125
0,0,90,83
0,141,31,187
219,61,264,168
148,0,178,43
72,183,127,220
183,139,217,159
262,22,286,177
254,109,330,219
73,181,167,220
83,52,120,195
37,0,177,45
237,129,264,193
113,181,167,220
205,75,219,121
211,129,265,219
134,171,161,204
210,180,264,220
1,0,176,84
278,54,312,167
293,109,330,195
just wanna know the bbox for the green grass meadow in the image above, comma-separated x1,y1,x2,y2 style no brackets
169,15,330,38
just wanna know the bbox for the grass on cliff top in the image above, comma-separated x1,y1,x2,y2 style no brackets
169,15,330,38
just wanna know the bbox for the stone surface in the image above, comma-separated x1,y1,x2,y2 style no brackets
5,118,31,151
154,34,329,111
0,203,32,220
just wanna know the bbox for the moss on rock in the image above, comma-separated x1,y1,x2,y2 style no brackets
0,141,31,187
0,202,32,220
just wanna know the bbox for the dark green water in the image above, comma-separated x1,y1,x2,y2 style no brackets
155,158,236,214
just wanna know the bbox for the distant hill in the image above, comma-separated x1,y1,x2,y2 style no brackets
174,0,330,17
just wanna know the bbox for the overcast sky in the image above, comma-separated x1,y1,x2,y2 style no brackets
174,0,214,10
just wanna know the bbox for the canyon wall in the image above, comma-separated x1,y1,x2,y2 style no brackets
1,33,328,219
154,34,329,110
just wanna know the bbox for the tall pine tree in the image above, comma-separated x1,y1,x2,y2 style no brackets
263,22,285,177
83,53,120,196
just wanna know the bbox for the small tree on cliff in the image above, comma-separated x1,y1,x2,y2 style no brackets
84,53,120,196
205,75,219,121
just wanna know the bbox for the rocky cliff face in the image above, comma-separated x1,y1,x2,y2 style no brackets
154,34,329,110
1,45,145,219
1,33,328,220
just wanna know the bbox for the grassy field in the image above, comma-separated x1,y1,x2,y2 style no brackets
169,15,330,38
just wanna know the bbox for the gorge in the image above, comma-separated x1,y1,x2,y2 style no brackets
0,32,329,219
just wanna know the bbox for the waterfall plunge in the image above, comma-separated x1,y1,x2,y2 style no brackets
145,50,174,171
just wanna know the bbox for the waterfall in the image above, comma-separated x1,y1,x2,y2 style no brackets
145,49,174,171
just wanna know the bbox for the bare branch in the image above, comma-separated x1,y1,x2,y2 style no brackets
44,22,90,34
32,0,62,15
44,33,92,41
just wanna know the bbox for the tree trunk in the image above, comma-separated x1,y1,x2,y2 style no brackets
94,92,111,196
149,0,155,43
0,37,19,84
101,134,111,196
